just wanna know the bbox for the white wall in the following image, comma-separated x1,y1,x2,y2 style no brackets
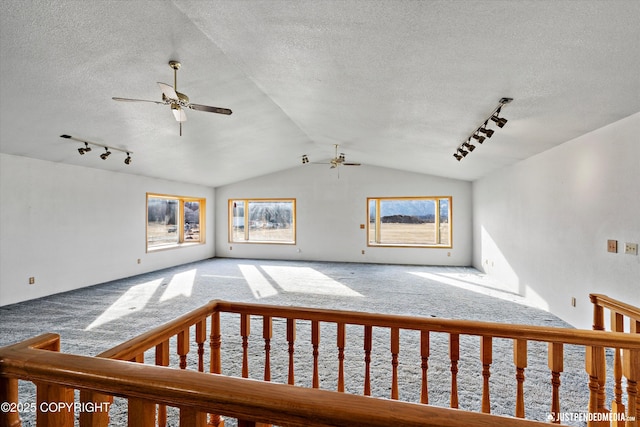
215,164,472,266
473,113,640,328
0,153,215,306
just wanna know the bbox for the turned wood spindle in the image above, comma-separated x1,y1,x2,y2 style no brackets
337,322,346,393
513,339,527,418
241,314,250,378
156,340,170,427
312,320,321,389
548,342,564,424
481,336,492,414
196,319,207,373
420,330,430,404
178,328,189,370
287,318,296,385
263,316,272,382
364,325,373,396
449,333,459,409
390,327,400,400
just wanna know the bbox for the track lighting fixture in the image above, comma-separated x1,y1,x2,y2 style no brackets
491,115,508,128
100,147,111,160
302,154,309,164
77,142,92,155
478,126,494,138
452,98,512,161
61,135,133,165
472,134,485,144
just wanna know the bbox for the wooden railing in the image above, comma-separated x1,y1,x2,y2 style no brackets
1,333,554,427
590,293,640,426
2,297,639,427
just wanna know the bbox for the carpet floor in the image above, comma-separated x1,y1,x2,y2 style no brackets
0,257,611,426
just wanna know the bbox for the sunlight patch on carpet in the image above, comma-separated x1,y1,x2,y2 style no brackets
409,271,545,309
239,264,278,299
159,269,197,302
261,266,363,297
85,279,163,330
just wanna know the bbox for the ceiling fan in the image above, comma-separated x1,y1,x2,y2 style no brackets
302,144,361,175
112,60,232,136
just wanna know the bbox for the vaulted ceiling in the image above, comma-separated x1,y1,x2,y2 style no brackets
1,1,638,187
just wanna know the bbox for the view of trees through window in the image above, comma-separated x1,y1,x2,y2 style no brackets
230,199,295,243
368,197,451,247
147,194,204,250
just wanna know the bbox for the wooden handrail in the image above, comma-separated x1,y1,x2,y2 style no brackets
590,293,640,323
213,300,640,349
0,335,550,427
100,299,640,363
97,301,217,360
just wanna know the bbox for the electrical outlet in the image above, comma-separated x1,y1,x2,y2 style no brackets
28,277,35,285
607,240,618,253
625,242,638,255
137,258,141,264
361,250,365,255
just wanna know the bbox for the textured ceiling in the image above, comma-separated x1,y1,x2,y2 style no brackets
1,0,638,187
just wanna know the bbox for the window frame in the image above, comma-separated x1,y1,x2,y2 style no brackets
228,198,296,245
367,196,452,248
146,193,206,252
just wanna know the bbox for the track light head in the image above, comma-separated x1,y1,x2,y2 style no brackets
77,142,92,155
453,153,463,161
100,147,111,160
124,153,132,165
458,148,469,157
478,127,494,138
491,115,508,128
302,154,309,164
463,142,476,152
472,134,486,144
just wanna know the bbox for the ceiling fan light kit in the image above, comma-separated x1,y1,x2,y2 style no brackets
302,144,361,169
112,60,232,136
61,134,133,165
453,97,513,161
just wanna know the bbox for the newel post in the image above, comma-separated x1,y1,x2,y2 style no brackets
1,377,22,427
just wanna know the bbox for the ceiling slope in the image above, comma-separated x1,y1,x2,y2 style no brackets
1,0,638,186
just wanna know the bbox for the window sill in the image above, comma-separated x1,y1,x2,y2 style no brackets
367,243,452,249
147,242,204,253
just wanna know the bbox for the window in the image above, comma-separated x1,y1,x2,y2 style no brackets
229,199,296,244
367,196,451,247
146,193,205,251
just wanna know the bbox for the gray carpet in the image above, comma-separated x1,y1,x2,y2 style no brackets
0,258,614,426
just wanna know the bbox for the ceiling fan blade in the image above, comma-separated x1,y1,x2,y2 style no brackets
158,82,178,100
189,103,233,115
112,97,164,105
343,163,361,166
171,105,187,122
